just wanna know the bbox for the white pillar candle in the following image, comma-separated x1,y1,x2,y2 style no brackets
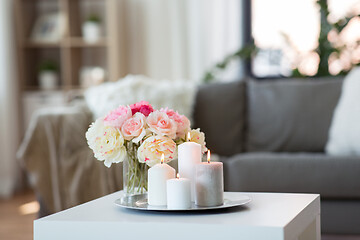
178,133,202,201
166,174,191,210
148,154,176,206
195,150,224,207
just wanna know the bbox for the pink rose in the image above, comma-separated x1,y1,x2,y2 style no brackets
160,108,190,139
121,112,147,143
147,110,177,139
130,101,154,117
104,105,132,129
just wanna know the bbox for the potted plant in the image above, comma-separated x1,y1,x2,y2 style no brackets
38,60,58,90
82,14,102,43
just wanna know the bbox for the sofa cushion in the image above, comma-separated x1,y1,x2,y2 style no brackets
223,152,360,199
193,81,245,156
326,67,360,156
246,78,343,152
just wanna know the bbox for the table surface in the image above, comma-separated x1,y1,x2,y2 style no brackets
34,191,320,240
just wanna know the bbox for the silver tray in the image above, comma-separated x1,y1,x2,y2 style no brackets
114,193,251,211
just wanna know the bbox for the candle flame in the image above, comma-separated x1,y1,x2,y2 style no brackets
207,150,211,163
161,153,164,164
177,173,180,179
187,132,191,142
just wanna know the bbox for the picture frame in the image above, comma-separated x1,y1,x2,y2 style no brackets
30,12,66,43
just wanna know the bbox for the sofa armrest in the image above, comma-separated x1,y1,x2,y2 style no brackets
17,105,92,161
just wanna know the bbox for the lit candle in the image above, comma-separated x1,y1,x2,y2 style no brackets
148,154,176,206
178,132,202,201
195,150,224,207
166,173,191,210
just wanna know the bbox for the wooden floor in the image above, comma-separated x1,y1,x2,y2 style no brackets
0,190,38,240
0,190,360,240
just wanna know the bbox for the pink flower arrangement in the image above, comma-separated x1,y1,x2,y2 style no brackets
86,101,206,168
86,101,207,195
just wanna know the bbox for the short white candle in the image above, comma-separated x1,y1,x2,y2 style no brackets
148,154,176,206
178,132,202,201
195,150,224,207
166,174,191,210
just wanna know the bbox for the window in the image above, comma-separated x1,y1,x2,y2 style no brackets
250,0,360,78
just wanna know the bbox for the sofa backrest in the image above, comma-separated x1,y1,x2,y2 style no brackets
194,77,344,156
246,77,344,153
193,81,246,156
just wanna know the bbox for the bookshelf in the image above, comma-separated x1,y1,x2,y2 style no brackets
15,0,121,91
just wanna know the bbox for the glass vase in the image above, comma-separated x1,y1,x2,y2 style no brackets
123,142,148,197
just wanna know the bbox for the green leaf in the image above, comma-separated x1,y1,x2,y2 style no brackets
87,14,101,23
39,60,57,73
202,72,215,83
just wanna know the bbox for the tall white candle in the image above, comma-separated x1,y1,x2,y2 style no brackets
195,150,224,207
166,174,191,210
178,133,202,201
148,154,176,206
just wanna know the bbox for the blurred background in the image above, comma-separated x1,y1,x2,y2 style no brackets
0,0,359,239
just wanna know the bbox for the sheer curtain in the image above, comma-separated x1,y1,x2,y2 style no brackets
0,0,20,198
118,0,244,82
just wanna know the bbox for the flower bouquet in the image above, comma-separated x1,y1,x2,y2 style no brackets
86,101,206,196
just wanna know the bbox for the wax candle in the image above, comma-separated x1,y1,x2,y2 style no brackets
195,150,224,207
166,174,191,210
148,154,176,206
178,132,202,201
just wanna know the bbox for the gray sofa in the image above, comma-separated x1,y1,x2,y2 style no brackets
193,77,360,234
21,77,360,235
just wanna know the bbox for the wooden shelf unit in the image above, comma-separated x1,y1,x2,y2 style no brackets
15,0,121,91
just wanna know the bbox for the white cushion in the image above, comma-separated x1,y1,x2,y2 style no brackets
84,75,197,121
326,67,360,155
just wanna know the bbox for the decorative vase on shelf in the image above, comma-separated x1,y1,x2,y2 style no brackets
38,61,58,90
82,14,102,43
39,71,58,90
123,142,148,197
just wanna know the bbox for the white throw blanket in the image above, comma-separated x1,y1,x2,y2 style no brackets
84,75,198,123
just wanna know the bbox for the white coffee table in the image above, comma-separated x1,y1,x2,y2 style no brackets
34,191,320,240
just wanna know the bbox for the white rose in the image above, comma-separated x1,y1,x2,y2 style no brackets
137,135,177,167
86,118,127,167
189,128,207,153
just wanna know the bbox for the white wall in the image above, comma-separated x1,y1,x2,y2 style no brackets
0,0,20,198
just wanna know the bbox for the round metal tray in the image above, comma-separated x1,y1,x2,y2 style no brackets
114,193,251,211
